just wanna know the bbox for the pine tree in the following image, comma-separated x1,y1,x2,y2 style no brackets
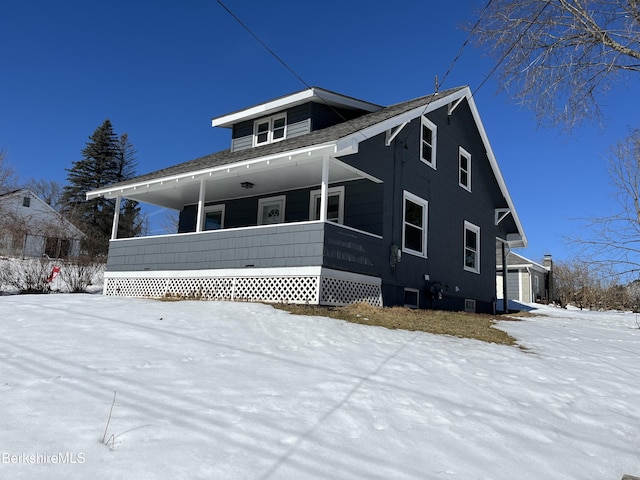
62,120,143,258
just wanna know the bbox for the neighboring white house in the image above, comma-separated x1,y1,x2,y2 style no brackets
0,189,85,258
497,251,554,304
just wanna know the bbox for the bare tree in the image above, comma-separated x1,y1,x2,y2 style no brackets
571,129,640,278
23,178,64,211
0,150,18,194
472,0,640,128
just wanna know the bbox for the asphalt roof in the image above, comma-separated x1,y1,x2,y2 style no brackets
108,86,467,189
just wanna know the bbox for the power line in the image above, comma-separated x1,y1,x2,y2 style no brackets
215,0,311,90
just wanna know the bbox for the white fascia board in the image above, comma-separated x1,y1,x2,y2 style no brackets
335,86,527,248
212,90,316,128
464,92,527,248
336,88,468,153
211,88,381,128
86,143,338,200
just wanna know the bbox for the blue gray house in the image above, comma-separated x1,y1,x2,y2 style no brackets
87,86,526,313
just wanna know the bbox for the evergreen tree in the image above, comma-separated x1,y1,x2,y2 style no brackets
62,120,143,258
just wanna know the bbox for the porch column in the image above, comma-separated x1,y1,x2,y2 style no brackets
111,195,121,240
319,156,330,221
196,179,206,232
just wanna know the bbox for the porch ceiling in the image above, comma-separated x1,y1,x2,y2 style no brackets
99,153,381,210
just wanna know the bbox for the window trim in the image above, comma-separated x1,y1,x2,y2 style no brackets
458,146,472,192
257,195,286,225
309,186,345,224
402,190,429,258
420,116,437,169
404,288,420,309
201,204,225,231
464,221,480,274
253,113,287,147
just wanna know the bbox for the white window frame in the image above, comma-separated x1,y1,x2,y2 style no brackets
201,204,225,231
464,221,480,274
253,113,287,147
257,195,286,225
309,186,345,224
420,116,437,168
402,190,428,258
458,146,472,192
404,288,420,309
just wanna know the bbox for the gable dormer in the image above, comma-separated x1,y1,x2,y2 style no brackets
211,87,381,152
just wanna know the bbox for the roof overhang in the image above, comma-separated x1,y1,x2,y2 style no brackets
86,143,382,209
211,87,382,128
332,87,527,248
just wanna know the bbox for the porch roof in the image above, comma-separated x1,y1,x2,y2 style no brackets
87,86,467,205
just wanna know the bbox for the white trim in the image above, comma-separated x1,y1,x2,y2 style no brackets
257,195,286,225
463,221,480,274
211,88,381,128
104,266,382,285
201,204,225,231
309,186,345,223
402,190,428,258
420,116,437,168
253,113,287,147
458,146,472,192
404,288,420,308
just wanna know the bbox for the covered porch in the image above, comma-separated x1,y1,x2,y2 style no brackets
89,144,386,305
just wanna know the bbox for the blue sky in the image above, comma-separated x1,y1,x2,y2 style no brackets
1,0,638,264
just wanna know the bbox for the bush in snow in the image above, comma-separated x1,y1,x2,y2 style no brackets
7,257,54,294
59,259,105,293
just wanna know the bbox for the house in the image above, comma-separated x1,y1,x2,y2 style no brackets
497,251,553,304
87,86,526,313
0,189,84,259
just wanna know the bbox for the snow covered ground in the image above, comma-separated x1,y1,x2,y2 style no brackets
0,294,638,480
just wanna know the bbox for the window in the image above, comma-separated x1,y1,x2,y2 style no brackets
22,196,31,207
253,114,287,146
420,116,437,168
257,195,286,225
202,205,225,231
309,186,345,223
402,191,428,257
404,288,419,308
458,147,471,191
464,221,480,273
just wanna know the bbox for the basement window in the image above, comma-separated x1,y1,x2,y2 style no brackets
404,288,419,308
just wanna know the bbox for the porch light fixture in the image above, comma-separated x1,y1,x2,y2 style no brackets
241,181,254,189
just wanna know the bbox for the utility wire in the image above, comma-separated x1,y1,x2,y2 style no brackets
215,0,312,90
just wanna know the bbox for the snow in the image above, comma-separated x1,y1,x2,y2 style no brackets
0,295,638,479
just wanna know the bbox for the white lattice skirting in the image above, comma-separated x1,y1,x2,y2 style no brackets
103,267,382,306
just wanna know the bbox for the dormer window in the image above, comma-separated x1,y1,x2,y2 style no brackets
253,114,287,146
